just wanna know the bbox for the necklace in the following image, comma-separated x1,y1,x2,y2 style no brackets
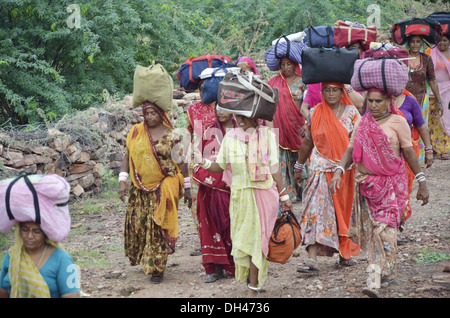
37,244,48,269
376,113,392,122
332,103,342,118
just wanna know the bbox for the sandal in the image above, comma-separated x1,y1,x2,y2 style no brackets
337,257,356,267
362,288,379,298
190,248,202,256
150,274,164,284
440,153,450,160
204,273,223,283
297,259,319,273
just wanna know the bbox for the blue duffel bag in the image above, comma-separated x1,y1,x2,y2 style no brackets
302,25,335,48
177,54,232,91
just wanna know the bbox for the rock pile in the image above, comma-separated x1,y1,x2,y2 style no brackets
0,89,201,199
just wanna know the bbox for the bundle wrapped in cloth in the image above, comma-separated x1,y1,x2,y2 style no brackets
0,174,71,242
132,62,174,112
351,57,409,96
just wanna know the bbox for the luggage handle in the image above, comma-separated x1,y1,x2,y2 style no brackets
357,58,389,93
274,35,290,60
5,172,41,224
235,73,277,103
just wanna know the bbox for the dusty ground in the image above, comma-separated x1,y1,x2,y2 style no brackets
37,159,450,299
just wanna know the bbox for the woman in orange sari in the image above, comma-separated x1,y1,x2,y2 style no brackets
118,102,192,283
294,82,361,273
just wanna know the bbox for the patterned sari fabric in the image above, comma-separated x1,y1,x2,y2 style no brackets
216,127,279,287
194,120,236,276
301,83,361,259
187,101,216,232
350,99,410,282
268,59,307,199
427,47,450,157
125,105,183,275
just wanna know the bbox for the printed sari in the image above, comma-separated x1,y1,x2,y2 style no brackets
268,59,307,199
301,82,361,259
428,46,450,157
193,120,236,276
125,103,183,275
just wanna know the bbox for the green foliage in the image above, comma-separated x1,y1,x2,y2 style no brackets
414,251,450,264
0,0,413,125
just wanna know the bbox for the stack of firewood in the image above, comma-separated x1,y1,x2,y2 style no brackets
0,90,201,199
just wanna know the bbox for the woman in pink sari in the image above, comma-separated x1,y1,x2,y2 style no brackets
330,89,430,297
427,35,450,160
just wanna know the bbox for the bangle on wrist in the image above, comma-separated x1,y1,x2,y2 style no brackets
334,165,345,175
294,161,305,172
280,194,290,202
201,158,212,169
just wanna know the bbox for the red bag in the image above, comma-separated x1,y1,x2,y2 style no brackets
177,54,232,91
363,44,409,66
391,18,443,45
334,20,377,51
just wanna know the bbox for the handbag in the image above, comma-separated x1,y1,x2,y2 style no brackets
132,62,174,111
177,54,232,91
217,72,278,121
351,57,409,96
334,20,377,51
302,25,335,48
301,45,359,84
267,210,301,264
265,35,308,71
390,17,443,45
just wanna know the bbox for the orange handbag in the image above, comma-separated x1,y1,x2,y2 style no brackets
267,210,301,264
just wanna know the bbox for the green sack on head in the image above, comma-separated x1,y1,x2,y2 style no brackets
132,62,174,112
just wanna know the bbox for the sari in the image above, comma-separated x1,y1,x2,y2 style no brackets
268,58,307,199
187,101,216,232
8,228,53,297
301,82,361,259
125,103,183,275
350,93,410,281
193,119,236,277
216,126,279,287
428,46,450,156
236,56,261,76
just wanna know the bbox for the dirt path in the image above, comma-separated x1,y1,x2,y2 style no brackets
66,159,450,299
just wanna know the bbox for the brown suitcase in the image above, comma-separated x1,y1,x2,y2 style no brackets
217,72,278,121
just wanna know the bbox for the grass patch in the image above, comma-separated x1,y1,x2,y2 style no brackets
69,249,115,269
414,251,450,264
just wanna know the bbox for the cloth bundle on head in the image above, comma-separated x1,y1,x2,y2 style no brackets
132,62,174,112
265,35,308,71
0,174,71,242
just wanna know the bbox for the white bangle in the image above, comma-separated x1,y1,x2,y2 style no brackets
201,158,212,169
118,172,129,182
280,194,290,202
417,176,426,183
415,172,424,180
334,165,345,175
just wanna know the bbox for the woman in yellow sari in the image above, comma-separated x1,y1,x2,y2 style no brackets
118,102,192,283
